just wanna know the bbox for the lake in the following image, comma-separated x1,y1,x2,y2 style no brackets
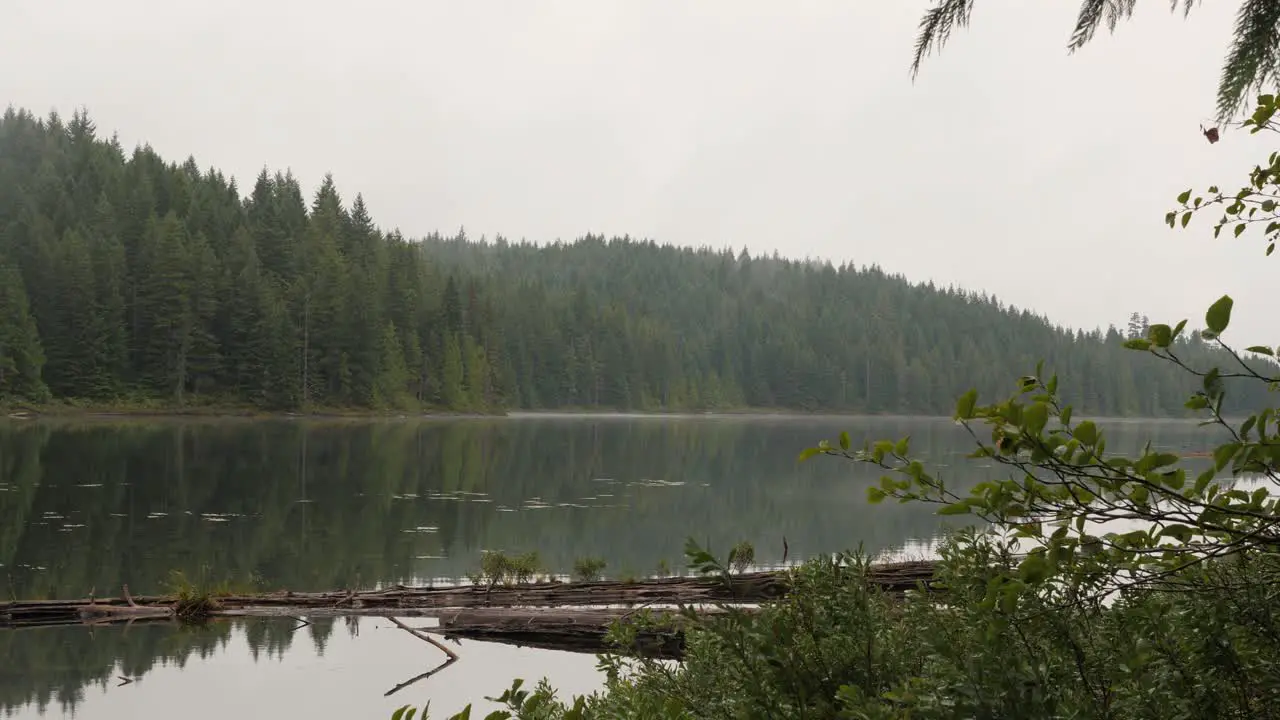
0,415,1221,718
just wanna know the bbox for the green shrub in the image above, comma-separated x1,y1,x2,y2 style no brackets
572,557,607,583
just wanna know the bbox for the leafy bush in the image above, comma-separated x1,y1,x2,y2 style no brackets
393,91,1280,720
572,557,607,583
470,550,543,589
727,541,754,575
402,535,1280,719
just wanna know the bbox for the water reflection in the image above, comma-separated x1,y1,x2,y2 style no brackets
0,616,602,719
0,416,1227,599
0,416,1227,717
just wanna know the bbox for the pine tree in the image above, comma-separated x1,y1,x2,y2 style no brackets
374,321,410,408
441,333,465,409
0,106,1274,418
135,213,197,402
463,333,490,408
0,262,48,401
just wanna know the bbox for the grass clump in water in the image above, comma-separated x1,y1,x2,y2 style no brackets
573,556,607,582
469,550,543,588
163,568,259,623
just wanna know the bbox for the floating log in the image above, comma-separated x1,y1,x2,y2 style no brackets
434,607,721,659
0,561,937,630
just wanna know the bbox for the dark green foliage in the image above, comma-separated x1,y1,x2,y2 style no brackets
0,260,48,402
910,0,1273,120
0,108,493,411
1,106,1274,415
427,235,1275,416
410,540,1280,719
572,557,607,582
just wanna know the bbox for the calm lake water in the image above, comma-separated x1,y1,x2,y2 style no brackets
0,415,1221,718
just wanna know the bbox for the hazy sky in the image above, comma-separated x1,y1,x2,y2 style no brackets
1,0,1272,342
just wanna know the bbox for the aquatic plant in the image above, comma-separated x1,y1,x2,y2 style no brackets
727,541,754,575
571,556,606,583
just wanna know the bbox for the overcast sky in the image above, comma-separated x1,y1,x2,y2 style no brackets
1,0,1272,342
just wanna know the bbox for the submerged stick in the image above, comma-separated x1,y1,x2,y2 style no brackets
384,657,457,697
390,616,459,661
383,616,460,696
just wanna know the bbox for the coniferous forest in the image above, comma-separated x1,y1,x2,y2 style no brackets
0,107,1272,416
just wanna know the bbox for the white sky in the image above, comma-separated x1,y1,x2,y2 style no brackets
1,0,1273,342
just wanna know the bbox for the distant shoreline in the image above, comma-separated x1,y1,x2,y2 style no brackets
0,402,508,422
0,402,1210,424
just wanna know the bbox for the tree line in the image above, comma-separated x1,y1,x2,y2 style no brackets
0,106,1272,416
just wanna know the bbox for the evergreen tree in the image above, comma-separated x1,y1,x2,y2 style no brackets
0,106,1274,417
442,333,465,409
0,262,48,401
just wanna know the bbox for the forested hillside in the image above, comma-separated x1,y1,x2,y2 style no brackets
0,108,1270,416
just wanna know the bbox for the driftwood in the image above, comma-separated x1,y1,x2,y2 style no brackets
433,607,719,659
384,616,459,696
0,561,937,631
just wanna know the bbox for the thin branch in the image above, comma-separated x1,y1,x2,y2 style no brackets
384,657,457,698
390,616,459,661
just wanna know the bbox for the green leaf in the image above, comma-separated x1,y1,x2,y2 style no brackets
1181,211,1192,228
867,487,887,504
1074,420,1098,447
938,501,972,516
955,388,978,420
1060,405,1073,426
1018,553,1052,583
1235,223,1247,237
1252,486,1270,508
1177,189,1192,204
1148,324,1173,348
1213,442,1242,471
838,431,850,451
1247,345,1275,356
1161,524,1195,543
894,436,910,456
798,447,822,462
1023,402,1049,436
1241,415,1257,439
1123,338,1152,351
1172,319,1188,338
1205,295,1234,334
393,708,409,720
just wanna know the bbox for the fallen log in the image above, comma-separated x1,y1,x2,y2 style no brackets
0,560,937,630
435,607,712,659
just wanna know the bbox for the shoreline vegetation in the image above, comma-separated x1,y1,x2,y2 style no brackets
0,401,1229,424
2,109,1278,422
0,400,508,420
